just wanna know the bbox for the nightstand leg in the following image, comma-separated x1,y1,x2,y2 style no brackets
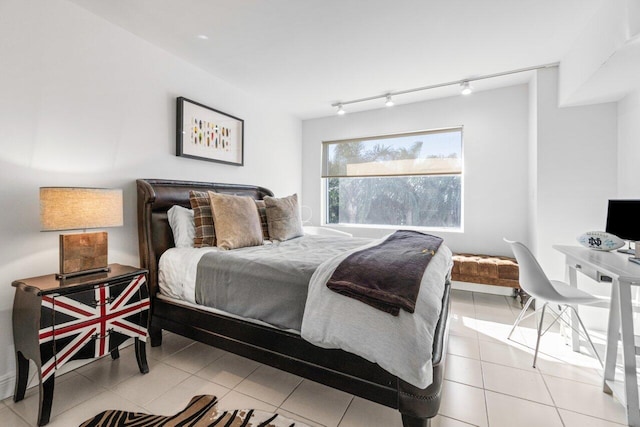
149,326,162,347
135,338,149,374
111,348,120,360
13,351,29,402
38,375,55,426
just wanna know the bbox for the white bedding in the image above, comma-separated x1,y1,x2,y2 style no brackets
301,238,452,389
159,236,453,388
158,247,219,303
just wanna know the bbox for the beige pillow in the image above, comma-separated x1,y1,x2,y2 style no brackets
209,191,263,250
264,194,303,241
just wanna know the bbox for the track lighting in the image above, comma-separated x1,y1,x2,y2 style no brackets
460,81,472,95
330,62,558,113
385,95,394,107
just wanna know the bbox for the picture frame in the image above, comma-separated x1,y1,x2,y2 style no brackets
176,97,244,166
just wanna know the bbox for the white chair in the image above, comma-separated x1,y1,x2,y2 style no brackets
504,239,603,368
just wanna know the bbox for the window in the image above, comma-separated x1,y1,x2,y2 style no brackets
322,128,462,229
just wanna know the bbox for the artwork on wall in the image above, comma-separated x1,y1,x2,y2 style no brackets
176,97,244,166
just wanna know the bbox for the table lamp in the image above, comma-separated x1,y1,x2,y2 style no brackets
40,187,123,279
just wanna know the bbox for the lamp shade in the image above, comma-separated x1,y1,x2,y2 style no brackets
40,187,123,231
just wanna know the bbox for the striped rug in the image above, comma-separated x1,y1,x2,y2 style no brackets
79,394,310,427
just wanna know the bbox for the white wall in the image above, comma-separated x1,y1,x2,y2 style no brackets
302,84,530,256
0,0,301,399
533,67,618,281
617,90,640,198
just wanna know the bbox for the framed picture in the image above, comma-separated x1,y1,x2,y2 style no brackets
176,97,244,166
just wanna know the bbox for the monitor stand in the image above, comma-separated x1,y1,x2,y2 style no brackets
618,241,636,255
627,241,640,265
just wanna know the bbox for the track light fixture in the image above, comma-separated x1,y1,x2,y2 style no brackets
385,95,394,107
460,81,472,95
331,62,558,114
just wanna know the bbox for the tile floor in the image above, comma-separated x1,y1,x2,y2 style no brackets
0,290,629,426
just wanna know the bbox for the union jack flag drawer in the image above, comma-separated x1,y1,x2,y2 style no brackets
39,273,149,381
12,264,149,425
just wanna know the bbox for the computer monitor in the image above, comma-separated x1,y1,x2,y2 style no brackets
606,200,640,256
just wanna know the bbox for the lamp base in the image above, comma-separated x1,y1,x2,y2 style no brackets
59,231,109,278
56,266,111,280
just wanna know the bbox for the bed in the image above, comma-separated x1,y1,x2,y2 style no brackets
136,178,452,427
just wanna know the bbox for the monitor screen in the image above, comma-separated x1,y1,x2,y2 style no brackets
605,200,640,242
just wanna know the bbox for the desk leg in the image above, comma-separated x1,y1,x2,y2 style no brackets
565,264,580,352
618,280,640,426
603,282,620,394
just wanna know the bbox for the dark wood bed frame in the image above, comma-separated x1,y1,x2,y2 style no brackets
136,178,451,427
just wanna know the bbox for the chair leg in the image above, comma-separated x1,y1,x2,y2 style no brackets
568,305,603,367
533,303,548,368
508,296,535,340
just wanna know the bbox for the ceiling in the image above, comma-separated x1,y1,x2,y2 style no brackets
69,0,604,119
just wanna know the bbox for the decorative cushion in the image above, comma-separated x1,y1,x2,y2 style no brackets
254,200,270,241
167,205,195,248
189,191,216,247
264,193,304,241
451,253,520,288
209,191,263,250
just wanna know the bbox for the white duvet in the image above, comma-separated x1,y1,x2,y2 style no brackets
301,239,452,389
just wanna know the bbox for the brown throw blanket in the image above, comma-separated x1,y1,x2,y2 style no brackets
326,230,443,315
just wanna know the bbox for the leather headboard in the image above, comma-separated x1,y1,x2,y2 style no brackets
136,179,273,296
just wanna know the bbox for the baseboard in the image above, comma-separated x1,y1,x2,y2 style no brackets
451,280,515,296
0,371,14,401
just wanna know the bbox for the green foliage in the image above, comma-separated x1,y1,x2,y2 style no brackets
326,140,461,228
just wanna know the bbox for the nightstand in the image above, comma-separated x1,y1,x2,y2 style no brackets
12,264,150,426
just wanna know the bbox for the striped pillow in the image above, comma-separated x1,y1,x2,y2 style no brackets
255,200,270,241
189,190,216,247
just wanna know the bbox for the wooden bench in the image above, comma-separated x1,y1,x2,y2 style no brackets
451,253,526,303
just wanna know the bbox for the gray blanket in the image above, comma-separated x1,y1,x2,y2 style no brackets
195,235,370,330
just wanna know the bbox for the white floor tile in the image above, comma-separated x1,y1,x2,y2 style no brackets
338,396,403,427
147,332,194,361
7,372,102,425
482,361,553,405
109,362,190,406
216,390,277,413
0,406,30,427
438,380,487,427
278,408,326,427
47,389,146,427
163,341,227,374
544,374,627,424
195,353,261,389
558,408,627,427
449,312,479,338
143,375,230,416
478,340,538,372
485,390,563,427
431,414,477,427
76,346,151,389
234,365,303,406
445,354,483,388
280,380,353,427
447,334,480,360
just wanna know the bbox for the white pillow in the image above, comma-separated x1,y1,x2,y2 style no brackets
167,205,195,248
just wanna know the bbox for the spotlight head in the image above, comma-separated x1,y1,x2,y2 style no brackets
460,81,472,95
385,95,394,107
337,104,346,115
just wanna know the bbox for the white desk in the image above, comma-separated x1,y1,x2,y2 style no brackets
554,245,640,426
